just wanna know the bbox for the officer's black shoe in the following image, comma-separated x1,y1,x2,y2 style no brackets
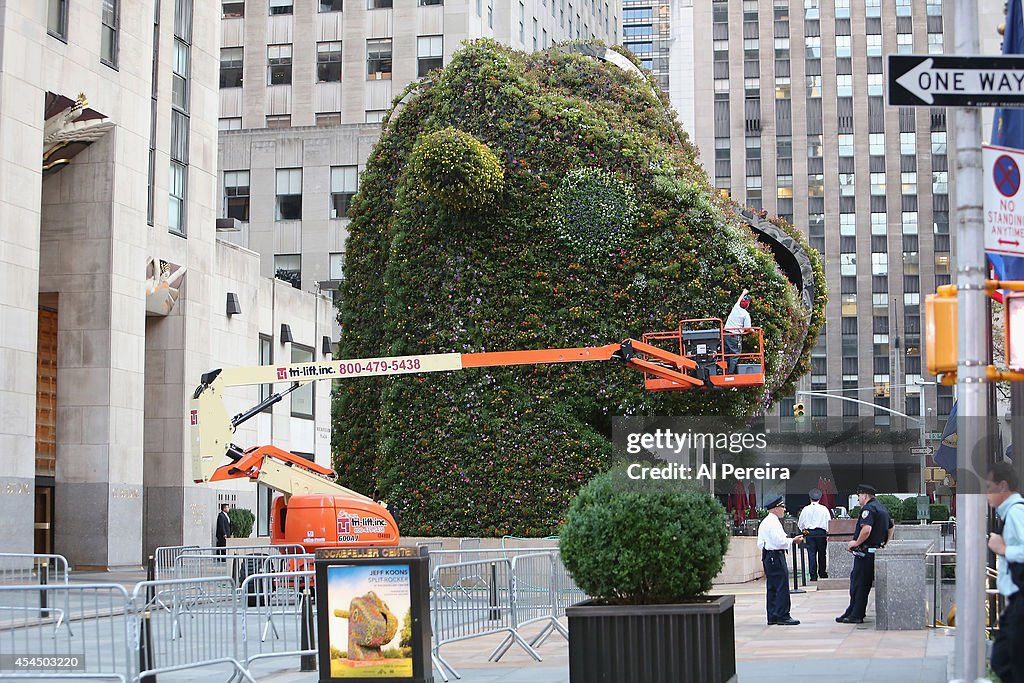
809,576,818,581
835,615,848,623
770,618,800,625
819,572,829,579
836,617,864,624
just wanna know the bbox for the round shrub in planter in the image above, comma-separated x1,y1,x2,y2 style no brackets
561,469,729,604
561,469,734,683
227,507,255,539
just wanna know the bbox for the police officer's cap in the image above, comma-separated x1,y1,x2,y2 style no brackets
809,488,822,501
856,483,878,495
766,495,786,510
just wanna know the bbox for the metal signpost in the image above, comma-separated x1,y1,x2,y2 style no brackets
888,7,989,678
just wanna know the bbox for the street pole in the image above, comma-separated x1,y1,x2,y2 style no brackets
952,0,988,680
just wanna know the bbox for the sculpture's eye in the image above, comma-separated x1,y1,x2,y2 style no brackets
408,127,504,210
552,168,638,257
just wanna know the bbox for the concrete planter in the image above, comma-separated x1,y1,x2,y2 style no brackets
566,595,736,683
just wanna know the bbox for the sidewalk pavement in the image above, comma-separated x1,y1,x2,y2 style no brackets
71,569,953,682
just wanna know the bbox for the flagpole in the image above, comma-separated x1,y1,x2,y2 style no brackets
951,0,989,680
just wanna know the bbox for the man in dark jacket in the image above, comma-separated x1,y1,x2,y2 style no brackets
216,503,232,558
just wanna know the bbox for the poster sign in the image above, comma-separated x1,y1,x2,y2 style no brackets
984,144,1024,258
316,546,432,683
326,564,413,678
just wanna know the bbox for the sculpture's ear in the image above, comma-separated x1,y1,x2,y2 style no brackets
408,127,504,210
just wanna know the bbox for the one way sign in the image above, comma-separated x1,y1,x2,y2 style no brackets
888,54,1024,107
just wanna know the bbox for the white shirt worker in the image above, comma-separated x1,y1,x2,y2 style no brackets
725,302,751,331
798,501,832,532
757,511,797,551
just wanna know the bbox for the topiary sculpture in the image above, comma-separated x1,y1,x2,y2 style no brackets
334,39,825,536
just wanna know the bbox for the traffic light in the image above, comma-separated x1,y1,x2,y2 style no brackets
925,289,957,376
793,401,806,417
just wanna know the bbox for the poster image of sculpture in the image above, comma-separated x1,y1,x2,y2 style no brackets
326,563,413,678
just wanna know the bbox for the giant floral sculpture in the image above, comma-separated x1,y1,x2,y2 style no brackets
334,40,826,536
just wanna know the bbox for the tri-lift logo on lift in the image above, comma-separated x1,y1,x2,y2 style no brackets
276,365,336,380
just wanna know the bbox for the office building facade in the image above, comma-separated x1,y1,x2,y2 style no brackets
217,0,621,327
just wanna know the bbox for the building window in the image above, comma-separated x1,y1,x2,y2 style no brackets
317,41,342,82
276,168,302,220
266,114,291,128
836,74,853,97
169,162,187,236
870,172,886,195
866,33,882,57
320,0,343,10
268,44,292,85
901,172,917,195
224,170,250,222
219,117,242,130
316,112,342,126
291,344,315,418
368,0,392,8
417,35,443,77
270,0,293,14
838,134,853,157
869,132,885,156
932,131,947,155
835,34,850,58
48,0,68,39
172,39,190,111
220,48,243,88
223,0,244,17
275,254,301,289
259,335,273,405
101,0,119,66
419,0,443,4
840,213,856,235
331,166,358,219
330,252,346,280
367,39,392,80
365,109,386,123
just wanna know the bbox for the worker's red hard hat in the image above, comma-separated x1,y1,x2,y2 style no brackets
740,296,751,308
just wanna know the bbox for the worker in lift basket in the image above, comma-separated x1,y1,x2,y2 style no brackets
724,290,752,374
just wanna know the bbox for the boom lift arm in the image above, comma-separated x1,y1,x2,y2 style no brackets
190,323,765,494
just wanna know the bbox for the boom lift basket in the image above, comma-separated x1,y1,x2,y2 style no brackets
640,318,765,391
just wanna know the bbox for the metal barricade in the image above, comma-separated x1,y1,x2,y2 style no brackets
0,583,130,681
431,558,541,681
238,570,315,666
152,545,198,580
926,551,957,627
0,553,73,636
130,577,255,682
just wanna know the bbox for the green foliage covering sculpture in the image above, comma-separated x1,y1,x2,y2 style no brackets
334,40,825,536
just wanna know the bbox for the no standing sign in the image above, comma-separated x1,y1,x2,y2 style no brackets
984,144,1024,258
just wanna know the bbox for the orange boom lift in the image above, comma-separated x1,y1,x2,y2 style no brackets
190,318,765,553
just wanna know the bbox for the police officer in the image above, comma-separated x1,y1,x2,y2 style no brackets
836,484,893,624
757,495,804,625
798,488,832,581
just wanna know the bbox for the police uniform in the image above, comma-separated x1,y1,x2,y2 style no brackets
836,485,893,624
757,496,800,625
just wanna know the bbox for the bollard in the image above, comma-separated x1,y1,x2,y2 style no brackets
139,610,156,683
794,540,802,589
488,562,500,621
146,556,155,606
790,548,805,595
39,560,48,617
300,588,316,672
